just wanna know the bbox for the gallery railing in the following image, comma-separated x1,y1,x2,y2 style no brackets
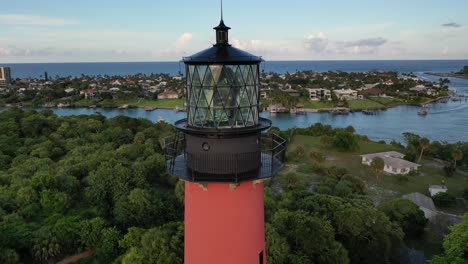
163,132,286,183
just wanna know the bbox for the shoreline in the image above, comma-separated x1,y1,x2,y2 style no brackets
1,96,451,113
425,72,468,80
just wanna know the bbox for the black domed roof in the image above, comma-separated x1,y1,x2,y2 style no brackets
183,45,262,64
183,19,262,64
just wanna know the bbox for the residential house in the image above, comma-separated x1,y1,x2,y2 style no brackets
410,85,426,93
428,185,448,197
64,87,75,94
112,80,122,86
383,80,394,86
308,88,331,101
260,87,273,99
362,87,384,97
283,87,301,97
333,88,358,100
361,151,420,175
157,89,179,99
80,89,97,99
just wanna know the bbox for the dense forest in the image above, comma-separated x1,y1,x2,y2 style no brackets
0,109,466,263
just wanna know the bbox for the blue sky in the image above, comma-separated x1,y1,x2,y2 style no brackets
1,0,468,62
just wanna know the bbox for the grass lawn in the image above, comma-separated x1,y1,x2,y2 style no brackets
287,135,468,214
348,99,385,110
72,99,185,109
369,97,404,106
302,100,335,109
129,99,185,108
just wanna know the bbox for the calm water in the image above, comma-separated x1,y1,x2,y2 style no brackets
4,60,468,78
1,63,467,143
2,93,467,143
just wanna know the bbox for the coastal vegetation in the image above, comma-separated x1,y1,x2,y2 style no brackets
0,109,466,263
1,70,451,113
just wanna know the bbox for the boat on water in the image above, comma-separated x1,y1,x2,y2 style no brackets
174,106,186,112
118,104,129,109
144,106,156,111
451,97,461,102
331,107,349,115
156,116,166,123
362,109,378,115
57,103,70,108
331,109,350,115
417,109,428,116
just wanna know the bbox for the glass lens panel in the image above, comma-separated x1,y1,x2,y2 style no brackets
187,63,260,128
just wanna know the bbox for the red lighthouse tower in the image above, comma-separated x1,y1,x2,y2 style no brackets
164,15,286,264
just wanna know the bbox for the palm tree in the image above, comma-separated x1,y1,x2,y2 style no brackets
418,137,430,163
452,148,463,168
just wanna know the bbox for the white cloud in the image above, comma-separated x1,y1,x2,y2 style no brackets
305,32,328,53
0,14,78,26
176,33,193,48
231,38,263,52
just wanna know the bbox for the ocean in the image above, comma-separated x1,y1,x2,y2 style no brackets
3,60,468,79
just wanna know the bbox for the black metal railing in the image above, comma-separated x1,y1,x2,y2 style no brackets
163,132,286,183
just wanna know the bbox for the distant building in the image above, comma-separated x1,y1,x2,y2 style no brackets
362,87,384,96
112,80,122,86
0,67,11,89
428,185,448,197
308,88,331,101
64,87,75,94
361,151,420,175
80,89,97,99
260,88,272,99
157,89,179,99
410,85,426,92
333,88,358,100
283,87,301,97
383,80,394,86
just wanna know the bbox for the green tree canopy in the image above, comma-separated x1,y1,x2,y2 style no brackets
378,198,427,237
432,214,468,264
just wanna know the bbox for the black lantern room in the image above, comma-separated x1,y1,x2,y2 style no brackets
164,18,286,183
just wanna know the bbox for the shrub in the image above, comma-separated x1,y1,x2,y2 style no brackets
285,153,300,163
443,162,456,177
395,175,409,184
309,151,326,163
297,163,323,174
433,192,456,207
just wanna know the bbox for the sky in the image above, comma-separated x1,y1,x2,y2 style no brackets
1,0,468,63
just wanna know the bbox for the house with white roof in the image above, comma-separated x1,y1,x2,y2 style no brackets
333,88,358,100
428,185,448,197
361,151,421,175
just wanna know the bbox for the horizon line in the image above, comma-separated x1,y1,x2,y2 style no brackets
3,58,468,64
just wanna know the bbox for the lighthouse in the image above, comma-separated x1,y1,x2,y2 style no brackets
163,14,286,264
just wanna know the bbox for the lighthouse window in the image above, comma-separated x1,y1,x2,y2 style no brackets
186,64,260,129
202,142,210,151
217,31,227,42
259,251,264,264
